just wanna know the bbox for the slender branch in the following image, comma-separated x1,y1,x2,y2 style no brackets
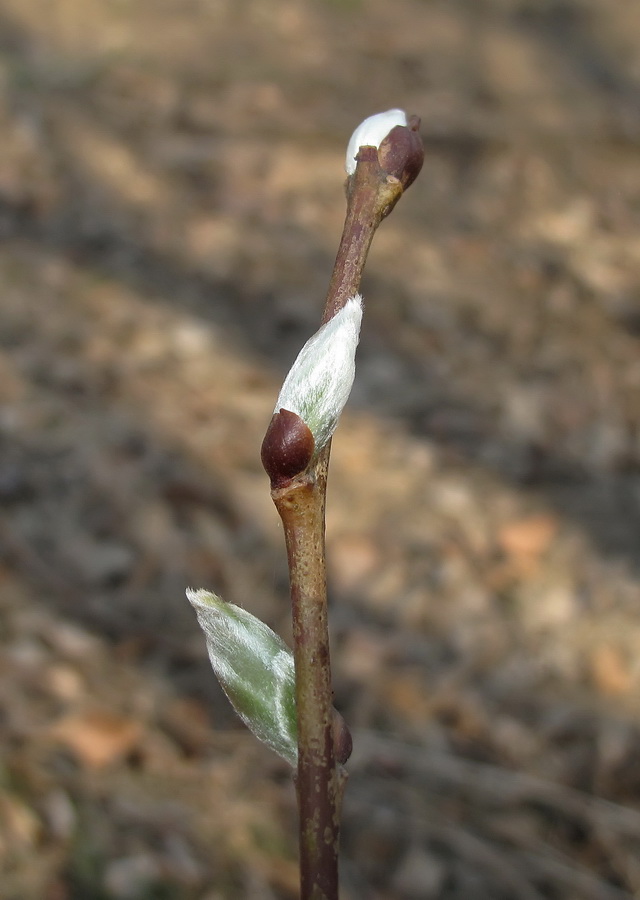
272,467,341,900
262,117,424,900
321,146,403,324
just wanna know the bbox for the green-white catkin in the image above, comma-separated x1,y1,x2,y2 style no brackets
274,295,363,454
187,588,297,766
345,109,408,175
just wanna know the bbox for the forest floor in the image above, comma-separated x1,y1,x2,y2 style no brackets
1,0,640,897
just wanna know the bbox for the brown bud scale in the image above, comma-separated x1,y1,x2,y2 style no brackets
261,408,315,488
332,709,353,766
377,119,424,191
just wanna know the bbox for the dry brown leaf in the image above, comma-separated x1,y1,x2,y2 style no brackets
590,645,632,697
160,697,212,757
382,671,432,726
0,792,41,852
497,514,559,574
48,708,143,769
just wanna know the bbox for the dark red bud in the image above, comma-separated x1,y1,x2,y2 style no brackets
377,116,424,190
332,708,353,766
261,409,315,488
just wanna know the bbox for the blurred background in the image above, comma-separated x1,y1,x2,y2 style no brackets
1,0,640,897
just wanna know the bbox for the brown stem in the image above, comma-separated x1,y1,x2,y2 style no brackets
321,146,403,324
272,464,342,900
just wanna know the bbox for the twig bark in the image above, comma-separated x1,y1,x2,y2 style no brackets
272,466,342,900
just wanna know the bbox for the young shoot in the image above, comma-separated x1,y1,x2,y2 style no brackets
187,108,424,900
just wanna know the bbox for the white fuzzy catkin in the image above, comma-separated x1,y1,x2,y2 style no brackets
345,109,408,175
274,295,363,453
187,588,298,766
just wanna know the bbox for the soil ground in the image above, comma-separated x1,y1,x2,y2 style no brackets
1,1,640,898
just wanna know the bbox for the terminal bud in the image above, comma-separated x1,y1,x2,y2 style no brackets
377,114,424,190
346,108,424,191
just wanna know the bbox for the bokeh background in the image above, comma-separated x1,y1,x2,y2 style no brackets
1,0,640,897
